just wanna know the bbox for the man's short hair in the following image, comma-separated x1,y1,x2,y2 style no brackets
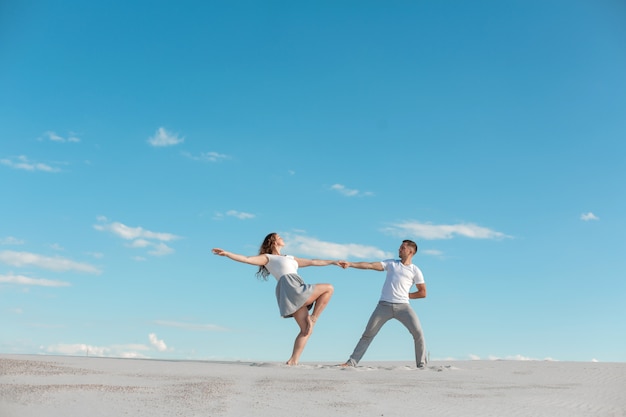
403,239,418,253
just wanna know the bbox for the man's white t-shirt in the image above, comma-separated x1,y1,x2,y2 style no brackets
379,259,425,303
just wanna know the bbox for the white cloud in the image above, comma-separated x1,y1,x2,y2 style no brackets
383,221,510,240
470,354,557,361
0,250,101,274
94,220,180,242
580,212,599,221
0,236,25,245
182,151,229,162
148,127,184,147
0,273,70,287
331,184,358,196
155,320,228,332
149,333,168,352
422,249,444,257
130,239,151,248
94,218,180,257
44,343,151,358
226,210,255,220
330,184,374,197
46,131,64,142
45,344,108,356
283,233,392,259
41,131,81,143
148,242,175,256
1,155,61,172
487,354,535,361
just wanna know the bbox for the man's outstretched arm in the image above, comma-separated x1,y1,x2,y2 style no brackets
338,261,384,271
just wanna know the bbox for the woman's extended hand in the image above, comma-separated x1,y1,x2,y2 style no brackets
212,248,227,256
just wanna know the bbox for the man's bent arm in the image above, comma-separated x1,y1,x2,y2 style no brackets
409,283,427,299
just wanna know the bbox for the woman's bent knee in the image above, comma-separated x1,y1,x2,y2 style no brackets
315,283,334,294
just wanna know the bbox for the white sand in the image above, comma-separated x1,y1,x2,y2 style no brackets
1,354,624,417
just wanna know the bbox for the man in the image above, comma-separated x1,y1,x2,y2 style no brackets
339,239,427,368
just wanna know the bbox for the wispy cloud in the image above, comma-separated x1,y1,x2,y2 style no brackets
422,249,444,257
130,239,151,248
40,131,81,143
94,217,180,241
148,127,184,147
469,354,556,361
128,239,175,256
49,243,64,251
283,233,392,259
0,236,25,245
148,242,175,256
0,273,70,287
330,184,374,197
44,343,149,358
94,217,181,257
383,221,510,240
44,333,172,358
181,151,230,162
226,210,255,220
580,212,599,221
213,210,256,221
155,320,229,332
0,155,61,172
0,250,101,274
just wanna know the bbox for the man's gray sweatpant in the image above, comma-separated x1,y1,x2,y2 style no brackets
347,301,426,367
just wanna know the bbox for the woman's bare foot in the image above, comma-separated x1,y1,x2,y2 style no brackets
286,360,297,366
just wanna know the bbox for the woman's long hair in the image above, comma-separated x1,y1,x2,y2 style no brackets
255,232,278,280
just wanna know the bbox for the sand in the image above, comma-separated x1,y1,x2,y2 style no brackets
1,354,624,417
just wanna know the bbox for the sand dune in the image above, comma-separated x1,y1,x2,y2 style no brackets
1,354,624,417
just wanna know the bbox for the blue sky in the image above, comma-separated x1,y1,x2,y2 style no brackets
1,0,625,363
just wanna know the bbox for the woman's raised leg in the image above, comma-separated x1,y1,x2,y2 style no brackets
285,283,335,365
303,283,334,335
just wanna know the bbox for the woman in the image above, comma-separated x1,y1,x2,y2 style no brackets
212,233,338,365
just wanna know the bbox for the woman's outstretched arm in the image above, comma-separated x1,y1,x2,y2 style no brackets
295,258,341,268
212,248,268,266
